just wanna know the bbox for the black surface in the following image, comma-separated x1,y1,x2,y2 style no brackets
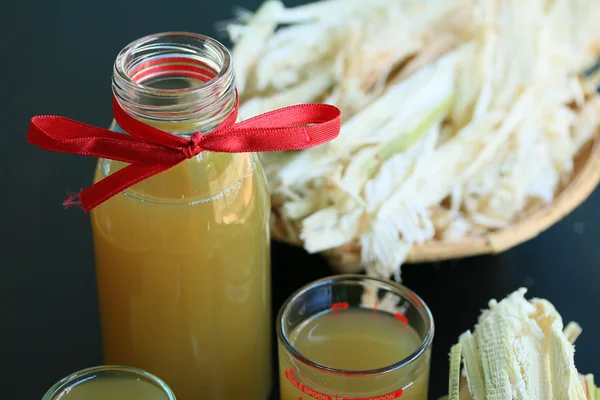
1,0,599,399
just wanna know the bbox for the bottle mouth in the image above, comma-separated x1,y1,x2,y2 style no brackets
112,32,236,129
114,32,232,92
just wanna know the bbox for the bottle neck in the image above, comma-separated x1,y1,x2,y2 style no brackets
112,32,236,135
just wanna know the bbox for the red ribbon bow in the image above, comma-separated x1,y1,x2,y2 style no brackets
27,96,341,212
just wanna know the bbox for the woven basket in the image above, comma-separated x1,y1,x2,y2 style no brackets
270,133,600,273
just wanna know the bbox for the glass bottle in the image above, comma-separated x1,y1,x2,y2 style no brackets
42,365,176,400
90,32,272,400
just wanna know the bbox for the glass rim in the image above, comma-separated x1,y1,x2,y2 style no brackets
41,365,176,400
276,274,435,376
114,31,233,96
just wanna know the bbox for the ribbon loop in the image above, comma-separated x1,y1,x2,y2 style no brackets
27,96,341,212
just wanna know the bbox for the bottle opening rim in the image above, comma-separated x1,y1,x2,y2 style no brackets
114,32,233,96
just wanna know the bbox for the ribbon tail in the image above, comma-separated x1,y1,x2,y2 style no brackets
76,162,173,212
63,192,83,210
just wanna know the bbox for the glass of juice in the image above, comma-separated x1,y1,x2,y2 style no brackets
42,365,175,400
277,274,434,400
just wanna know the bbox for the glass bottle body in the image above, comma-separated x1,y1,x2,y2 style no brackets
89,32,273,400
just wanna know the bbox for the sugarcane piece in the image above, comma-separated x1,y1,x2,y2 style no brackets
564,321,583,345
229,0,283,95
446,288,596,399
449,344,462,400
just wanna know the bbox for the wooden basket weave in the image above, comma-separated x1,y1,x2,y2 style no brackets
270,133,600,273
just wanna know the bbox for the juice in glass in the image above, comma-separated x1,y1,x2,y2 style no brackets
42,366,175,400
90,33,272,400
277,275,434,400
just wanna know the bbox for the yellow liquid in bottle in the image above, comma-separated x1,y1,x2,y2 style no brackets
279,309,429,400
52,376,170,400
91,142,272,399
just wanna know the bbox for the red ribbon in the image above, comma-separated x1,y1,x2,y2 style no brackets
27,96,341,212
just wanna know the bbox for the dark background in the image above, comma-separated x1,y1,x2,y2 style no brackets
1,0,599,399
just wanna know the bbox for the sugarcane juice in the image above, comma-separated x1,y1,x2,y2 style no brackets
279,308,429,400
90,119,272,400
50,375,171,400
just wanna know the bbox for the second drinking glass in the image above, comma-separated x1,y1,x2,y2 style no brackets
277,275,434,400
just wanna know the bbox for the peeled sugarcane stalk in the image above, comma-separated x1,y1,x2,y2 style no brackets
224,0,600,280
445,289,597,400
